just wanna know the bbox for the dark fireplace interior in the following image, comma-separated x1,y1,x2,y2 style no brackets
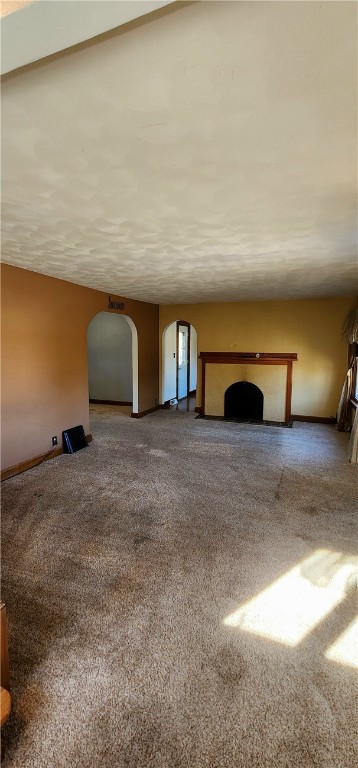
224,381,264,421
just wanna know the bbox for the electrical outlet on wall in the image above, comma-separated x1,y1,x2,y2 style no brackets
52,436,58,447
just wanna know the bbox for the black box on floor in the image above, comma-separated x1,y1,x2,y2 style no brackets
62,425,87,454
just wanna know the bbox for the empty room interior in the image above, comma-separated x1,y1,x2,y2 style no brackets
1,1,358,767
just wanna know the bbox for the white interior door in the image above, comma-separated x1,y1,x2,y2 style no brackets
177,324,189,400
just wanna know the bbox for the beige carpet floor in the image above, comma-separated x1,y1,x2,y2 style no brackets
1,406,357,768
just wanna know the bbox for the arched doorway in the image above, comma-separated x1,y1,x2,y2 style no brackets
87,312,138,414
161,321,197,407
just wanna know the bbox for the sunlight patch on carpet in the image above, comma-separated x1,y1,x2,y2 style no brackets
325,617,358,669
223,549,356,647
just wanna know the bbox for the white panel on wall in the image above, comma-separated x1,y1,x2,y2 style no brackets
162,321,177,403
190,325,197,392
88,312,132,402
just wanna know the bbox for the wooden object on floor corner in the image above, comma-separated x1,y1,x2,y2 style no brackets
0,688,11,728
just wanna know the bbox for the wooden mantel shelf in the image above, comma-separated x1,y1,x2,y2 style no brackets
199,352,297,363
198,351,298,422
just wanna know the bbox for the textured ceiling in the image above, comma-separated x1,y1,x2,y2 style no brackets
2,1,357,304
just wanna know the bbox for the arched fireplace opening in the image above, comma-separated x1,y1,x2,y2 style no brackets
224,381,264,421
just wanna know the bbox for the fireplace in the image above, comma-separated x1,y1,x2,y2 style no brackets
224,381,264,421
199,352,297,422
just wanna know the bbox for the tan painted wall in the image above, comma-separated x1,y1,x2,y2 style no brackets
160,297,356,417
1,264,159,471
